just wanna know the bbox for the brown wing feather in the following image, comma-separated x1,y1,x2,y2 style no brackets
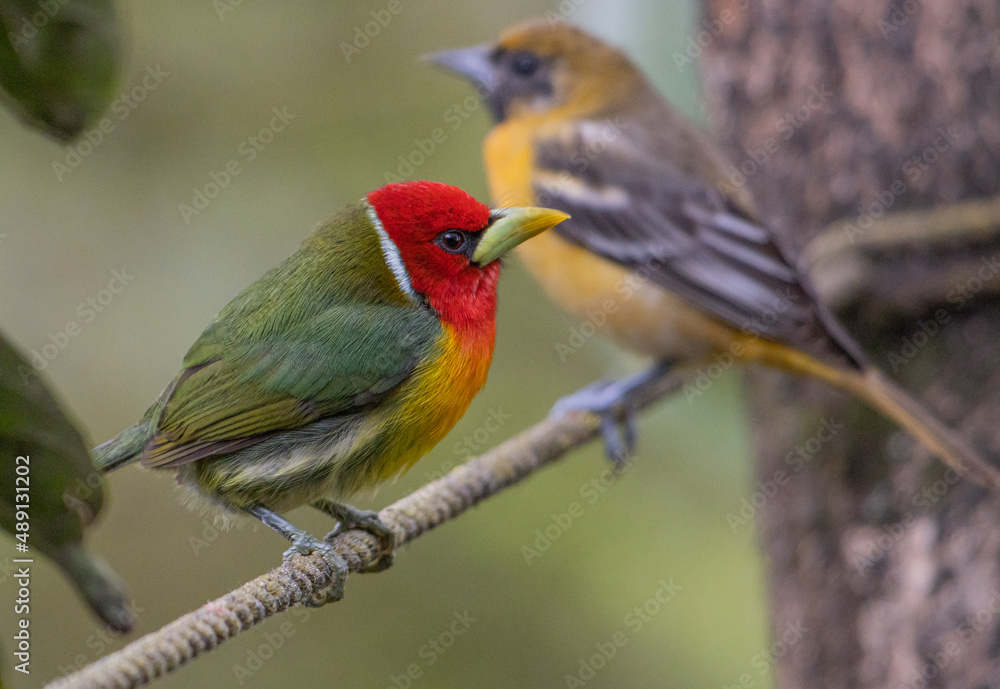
531,119,867,369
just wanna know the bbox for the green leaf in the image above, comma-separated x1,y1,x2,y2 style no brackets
0,329,134,631
0,0,122,140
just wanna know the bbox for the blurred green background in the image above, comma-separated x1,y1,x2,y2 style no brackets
0,1,770,687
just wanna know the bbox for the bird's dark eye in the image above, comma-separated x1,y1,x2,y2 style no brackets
437,230,468,254
510,51,540,77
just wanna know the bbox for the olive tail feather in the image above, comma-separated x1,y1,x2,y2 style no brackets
843,369,1000,490
91,419,155,473
91,387,171,472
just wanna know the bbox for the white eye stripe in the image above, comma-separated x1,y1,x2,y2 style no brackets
367,204,418,301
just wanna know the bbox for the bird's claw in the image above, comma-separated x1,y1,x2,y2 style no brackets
550,361,674,468
552,377,640,469
316,501,396,574
600,409,637,471
281,532,348,605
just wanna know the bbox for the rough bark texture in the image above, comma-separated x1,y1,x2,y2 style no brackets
699,0,1000,687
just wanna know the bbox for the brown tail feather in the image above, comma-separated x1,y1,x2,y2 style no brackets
735,335,1000,489
840,368,1000,490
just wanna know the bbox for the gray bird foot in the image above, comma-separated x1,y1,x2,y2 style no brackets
313,500,396,574
550,360,674,470
284,532,349,606
244,505,348,605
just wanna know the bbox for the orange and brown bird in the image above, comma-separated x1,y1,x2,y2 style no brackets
427,20,1000,486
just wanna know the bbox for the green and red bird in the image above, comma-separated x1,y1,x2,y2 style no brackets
94,181,568,594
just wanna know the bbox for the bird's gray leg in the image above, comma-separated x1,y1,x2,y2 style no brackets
244,505,348,603
550,359,675,469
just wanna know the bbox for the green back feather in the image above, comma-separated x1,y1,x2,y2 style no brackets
104,201,443,468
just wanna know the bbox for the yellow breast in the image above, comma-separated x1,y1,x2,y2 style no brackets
365,324,494,485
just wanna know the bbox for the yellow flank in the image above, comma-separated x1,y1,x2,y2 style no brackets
726,332,855,387
371,323,494,483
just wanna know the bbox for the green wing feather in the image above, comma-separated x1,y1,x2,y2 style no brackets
142,303,440,467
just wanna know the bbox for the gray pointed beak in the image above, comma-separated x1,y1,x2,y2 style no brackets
422,44,498,92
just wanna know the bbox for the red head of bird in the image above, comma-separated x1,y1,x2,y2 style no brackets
368,180,567,335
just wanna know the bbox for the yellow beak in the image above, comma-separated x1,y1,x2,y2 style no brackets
472,207,570,265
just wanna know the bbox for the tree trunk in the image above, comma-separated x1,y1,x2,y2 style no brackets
699,0,1000,686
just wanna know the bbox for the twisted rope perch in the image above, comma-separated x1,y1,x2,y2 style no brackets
45,371,685,689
